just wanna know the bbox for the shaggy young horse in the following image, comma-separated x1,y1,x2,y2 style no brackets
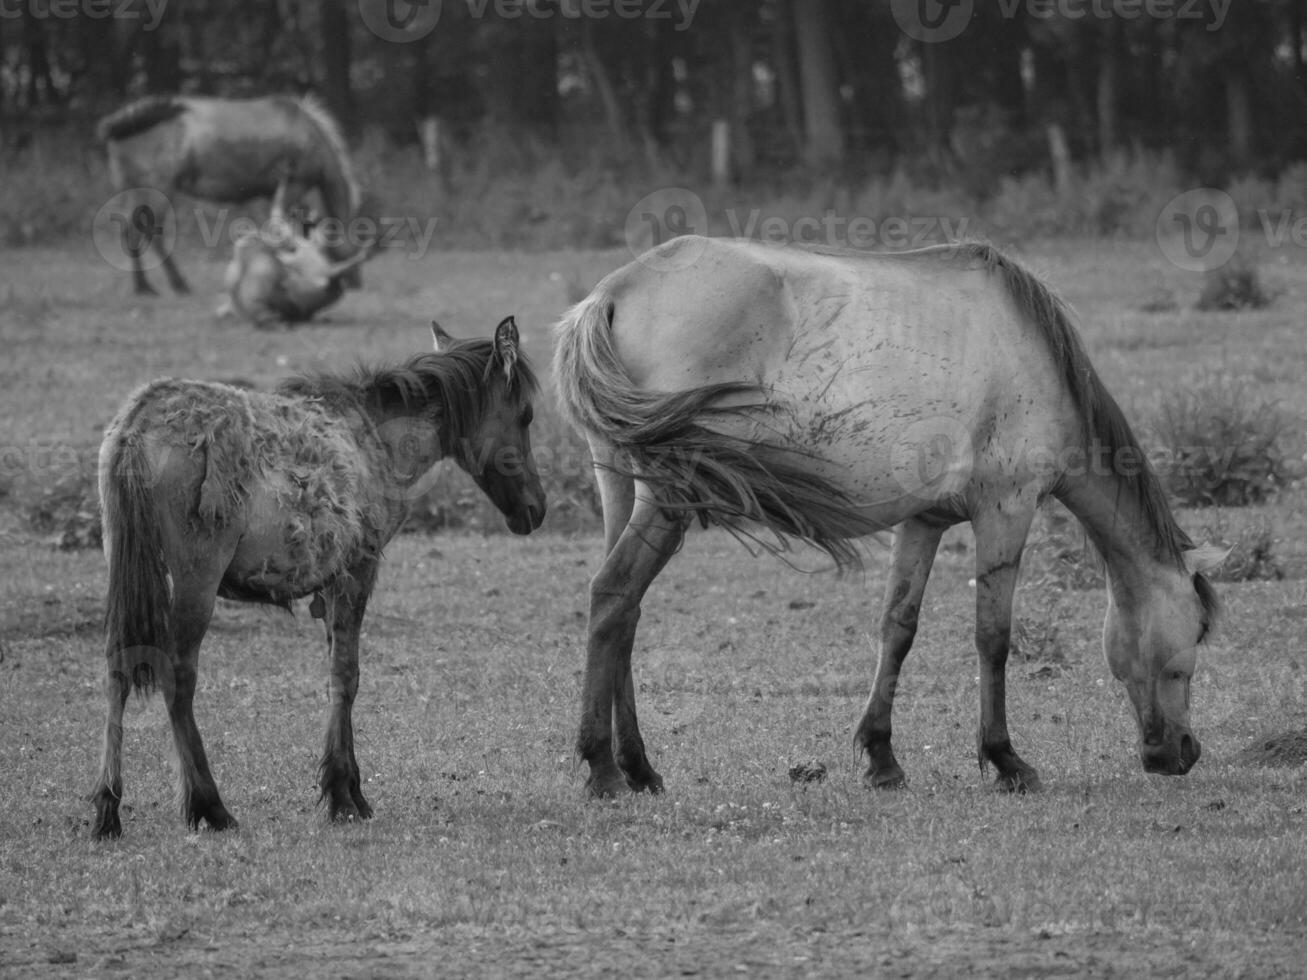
97,94,362,296
555,236,1223,798
90,319,545,839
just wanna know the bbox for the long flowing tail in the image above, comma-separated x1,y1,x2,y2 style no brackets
96,96,186,144
100,426,173,694
554,292,874,572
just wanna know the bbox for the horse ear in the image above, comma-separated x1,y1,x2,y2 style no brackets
1184,545,1230,575
493,316,520,380
431,320,456,352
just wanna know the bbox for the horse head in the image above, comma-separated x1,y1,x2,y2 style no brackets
1102,546,1225,775
434,317,546,535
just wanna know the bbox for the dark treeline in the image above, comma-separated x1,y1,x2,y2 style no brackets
3,0,1306,185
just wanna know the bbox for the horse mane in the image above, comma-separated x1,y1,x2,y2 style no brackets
96,95,185,143
280,339,537,446
960,242,1216,612
290,94,361,215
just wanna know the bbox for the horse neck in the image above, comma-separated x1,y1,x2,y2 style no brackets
1054,454,1187,603
315,153,356,222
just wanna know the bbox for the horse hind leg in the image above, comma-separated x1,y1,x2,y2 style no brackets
90,664,133,839
589,449,662,792
154,218,190,295
971,500,1041,793
581,487,683,798
166,566,239,830
319,564,378,822
854,517,945,790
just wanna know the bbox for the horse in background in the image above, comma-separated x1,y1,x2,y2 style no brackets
90,318,546,839
555,236,1224,799
219,177,379,328
97,94,363,296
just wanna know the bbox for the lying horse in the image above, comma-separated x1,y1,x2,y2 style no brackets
91,318,545,838
220,180,377,327
97,93,362,296
555,236,1222,798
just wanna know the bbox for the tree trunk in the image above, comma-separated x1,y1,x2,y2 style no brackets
1226,71,1252,169
140,3,182,95
582,20,628,156
792,0,843,169
922,39,956,170
23,14,56,106
321,0,355,136
771,0,804,161
728,8,755,181
1096,21,1120,161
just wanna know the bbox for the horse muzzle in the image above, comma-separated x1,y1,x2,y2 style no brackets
506,496,546,535
1140,732,1201,775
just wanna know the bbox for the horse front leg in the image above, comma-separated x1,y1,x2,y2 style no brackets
854,517,946,789
155,228,190,294
972,501,1040,792
320,566,377,821
579,492,683,798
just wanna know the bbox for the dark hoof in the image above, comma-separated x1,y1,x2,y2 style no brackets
624,772,664,794
992,770,1043,794
864,766,907,790
585,772,633,800
329,797,373,822
133,284,159,297
190,804,239,832
92,814,122,840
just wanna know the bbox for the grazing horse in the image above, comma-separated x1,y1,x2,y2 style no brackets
554,236,1222,798
220,178,378,327
90,319,545,838
97,94,362,296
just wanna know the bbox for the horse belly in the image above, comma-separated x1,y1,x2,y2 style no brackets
224,483,363,601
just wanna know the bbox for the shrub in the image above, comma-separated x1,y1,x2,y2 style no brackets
1192,511,1284,582
1196,256,1273,311
1152,376,1298,506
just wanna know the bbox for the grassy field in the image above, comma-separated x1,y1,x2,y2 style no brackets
3,238,1307,977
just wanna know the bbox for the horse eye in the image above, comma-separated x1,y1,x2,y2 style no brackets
520,405,534,426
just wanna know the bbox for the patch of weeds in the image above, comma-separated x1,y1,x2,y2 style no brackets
1192,510,1284,582
1022,504,1105,593
1138,286,1179,314
1196,257,1273,311
26,472,100,551
1152,376,1298,506
1013,616,1068,667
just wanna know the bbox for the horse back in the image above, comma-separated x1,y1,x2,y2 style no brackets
103,379,389,604
585,237,1079,513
